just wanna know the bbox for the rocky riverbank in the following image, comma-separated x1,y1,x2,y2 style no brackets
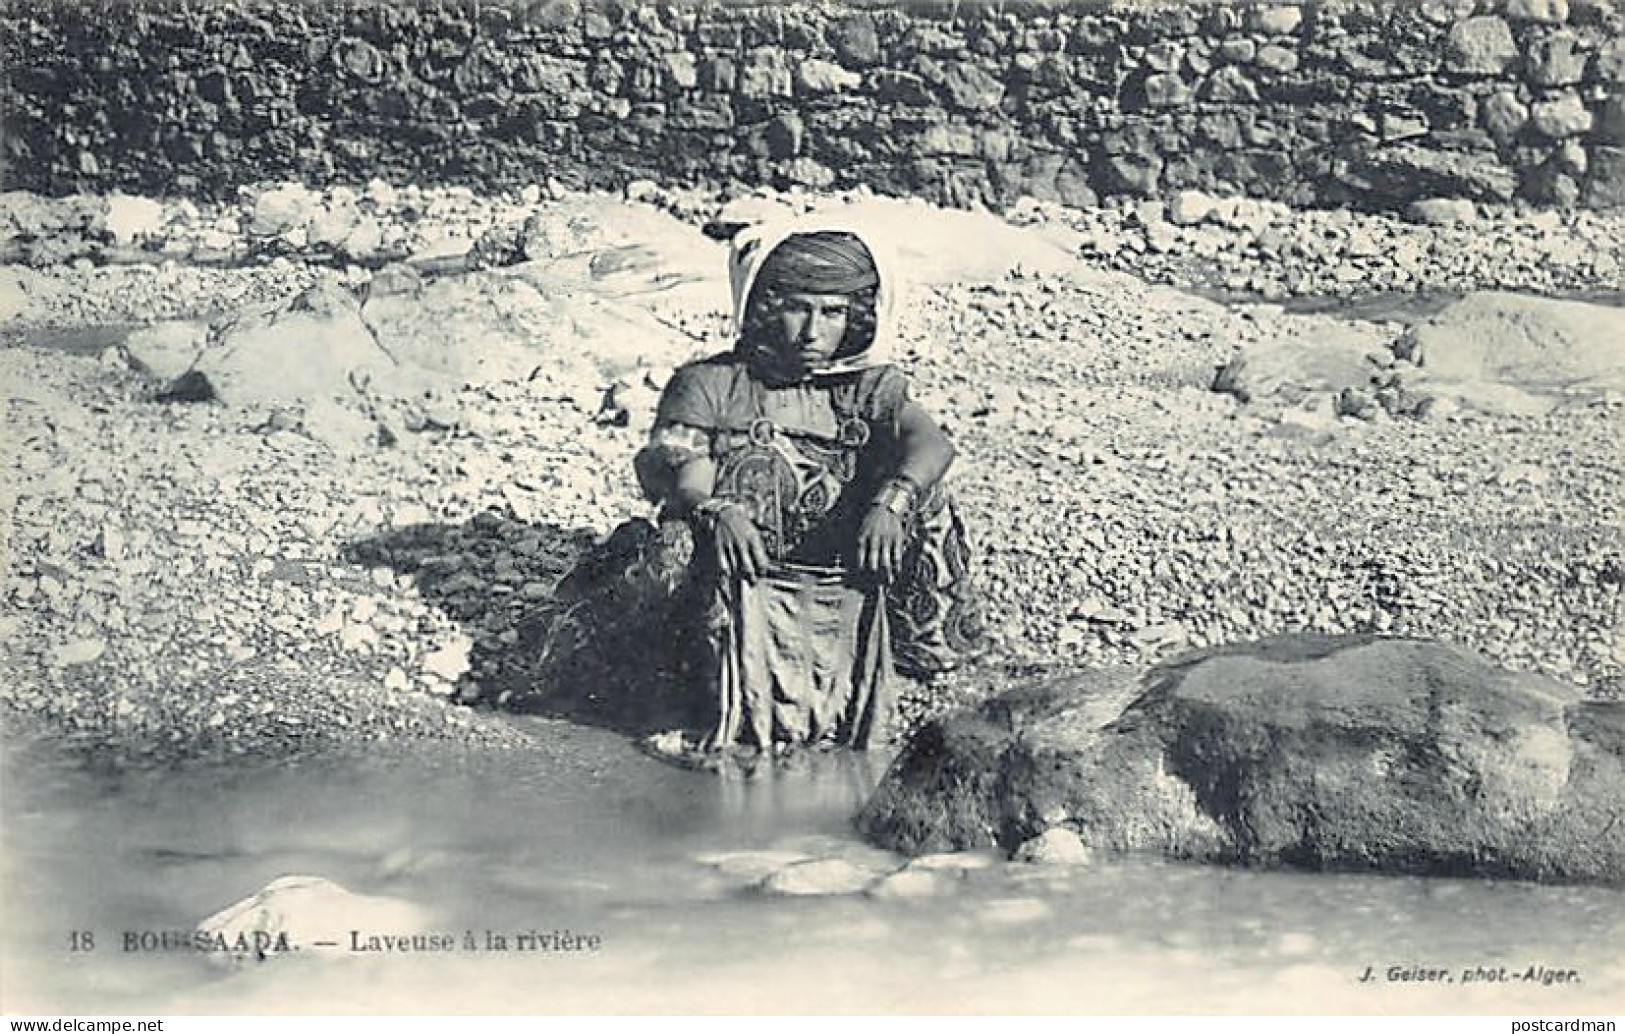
6,182,1625,322
2,185,1621,764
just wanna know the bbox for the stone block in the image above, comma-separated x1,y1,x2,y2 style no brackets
1381,111,1431,141
765,111,804,159
1247,5,1304,35
1583,145,1625,206
1218,37,1258,64
872,70,933,105
796,58,861,94
782,157,836,189
1145,41,1184,73
1144,72,1193,107
520,0,579,32
941,60,1005,110
697,56,736,93
1481,90,1530,139
1518,159,1579,203
1408,197,1477,223
1445,16,1517,74
1526,31,1587,86
1203,65,1259,102
1503,0,1570,22
1339,142,1519,201
1556,139,1588,176
1100,152,1163,195
831,13,882,67
1600,96,1625,144
1596,37,1625,84
1530,92,1594,137
859,637,1625,884
1255,43,1300,73
1168,188,1218,225
738,48,791,99
662,53,697,91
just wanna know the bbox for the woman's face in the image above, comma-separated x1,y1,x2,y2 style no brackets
771,292,851,370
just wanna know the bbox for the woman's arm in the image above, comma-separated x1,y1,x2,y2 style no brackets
892,399,956,491
857,400,957,580
634,425,767,581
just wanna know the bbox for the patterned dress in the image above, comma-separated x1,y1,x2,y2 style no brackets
537,352,985,749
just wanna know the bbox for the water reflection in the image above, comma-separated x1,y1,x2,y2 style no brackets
3,723,1622,1015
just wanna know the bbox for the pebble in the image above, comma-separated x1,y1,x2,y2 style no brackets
1012,827,1094,866
421,641,471,682
51,638,107,666
866,868,947,900
695,850,810,881
758,858,877,897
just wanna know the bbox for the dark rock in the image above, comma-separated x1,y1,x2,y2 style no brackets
1524,165,1582,206
1587,146,1625,206
859,637,1625,884
1099,152,1163,196
940,60,1004,111
765,112,803,159
1340,142,1518,202
1600,96,1625,144
871,69,933,105
155,369,217,404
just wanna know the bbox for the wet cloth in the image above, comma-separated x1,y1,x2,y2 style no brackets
712,566,893,749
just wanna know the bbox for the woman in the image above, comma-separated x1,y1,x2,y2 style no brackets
540,219,984,750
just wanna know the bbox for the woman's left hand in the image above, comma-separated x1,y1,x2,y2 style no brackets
857,507,906,581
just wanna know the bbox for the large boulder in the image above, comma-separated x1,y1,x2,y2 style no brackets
859,636,1625,884
1396,291,1625,414
190,282,396,405
1210,319,1394,413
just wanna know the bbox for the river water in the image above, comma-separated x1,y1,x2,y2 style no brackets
3,718,1621,1015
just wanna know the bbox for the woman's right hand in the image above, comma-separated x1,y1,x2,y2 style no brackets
712,503,769,582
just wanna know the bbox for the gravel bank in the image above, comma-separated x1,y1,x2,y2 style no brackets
3,186,1620,763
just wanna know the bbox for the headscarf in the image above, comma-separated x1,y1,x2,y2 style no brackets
727,216,901,381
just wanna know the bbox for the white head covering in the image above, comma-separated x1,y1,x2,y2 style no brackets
726,216,902,379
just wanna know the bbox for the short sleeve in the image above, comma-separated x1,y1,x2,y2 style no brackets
654,361,728,430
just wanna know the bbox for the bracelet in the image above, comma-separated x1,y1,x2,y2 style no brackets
691,497,742,529
872,477,918,518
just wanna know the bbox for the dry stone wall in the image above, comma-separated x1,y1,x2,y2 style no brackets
4,0,1623,210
